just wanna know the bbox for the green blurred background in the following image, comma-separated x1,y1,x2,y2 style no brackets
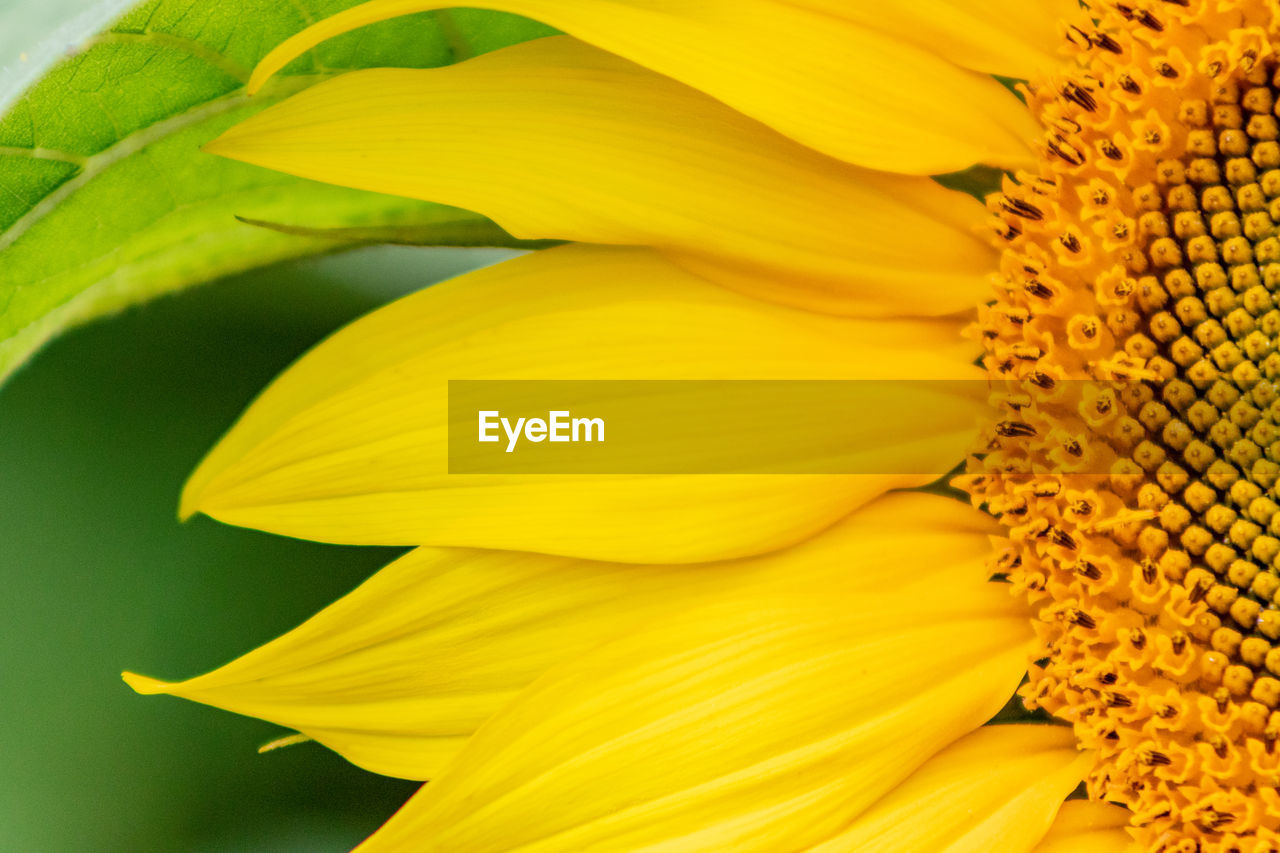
0,242,509,851
1,2,516,849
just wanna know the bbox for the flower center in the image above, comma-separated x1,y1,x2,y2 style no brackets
962,3,1280,850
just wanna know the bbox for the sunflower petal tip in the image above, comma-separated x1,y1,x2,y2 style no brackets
178,476,213,521
200,131,237,160
245,71,269,98
121,671,175,695
177,496,199,523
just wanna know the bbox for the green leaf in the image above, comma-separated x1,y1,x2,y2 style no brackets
0,1,557,382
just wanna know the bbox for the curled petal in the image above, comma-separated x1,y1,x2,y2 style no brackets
245,0,1040,174
213,37,995,317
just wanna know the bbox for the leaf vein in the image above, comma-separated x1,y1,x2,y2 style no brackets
0,147,88,166
88,31,252,83
0,75,315,256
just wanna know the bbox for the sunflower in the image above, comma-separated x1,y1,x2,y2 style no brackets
118,0,1280,850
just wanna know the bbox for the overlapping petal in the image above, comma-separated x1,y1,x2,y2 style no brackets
245,0,1040,174
809,725,1089,852
1033,801,1136,852
115,0,1099,848
124,492,996,780
181,244,983,562
788,0,1078,79
351,564,1031,851
211,37,995,317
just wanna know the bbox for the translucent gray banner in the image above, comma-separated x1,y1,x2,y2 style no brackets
447,379,1140,475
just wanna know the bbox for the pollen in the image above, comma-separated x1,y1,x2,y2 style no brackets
959,2,1280,850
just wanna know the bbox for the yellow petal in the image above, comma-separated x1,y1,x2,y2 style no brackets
246,1,1039,174
788,0,1077,79
353,571,1031,850
183,244,983,563
124,492,997,780
212,37,996,318
1033,801,1136,853
810,725,1089,853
